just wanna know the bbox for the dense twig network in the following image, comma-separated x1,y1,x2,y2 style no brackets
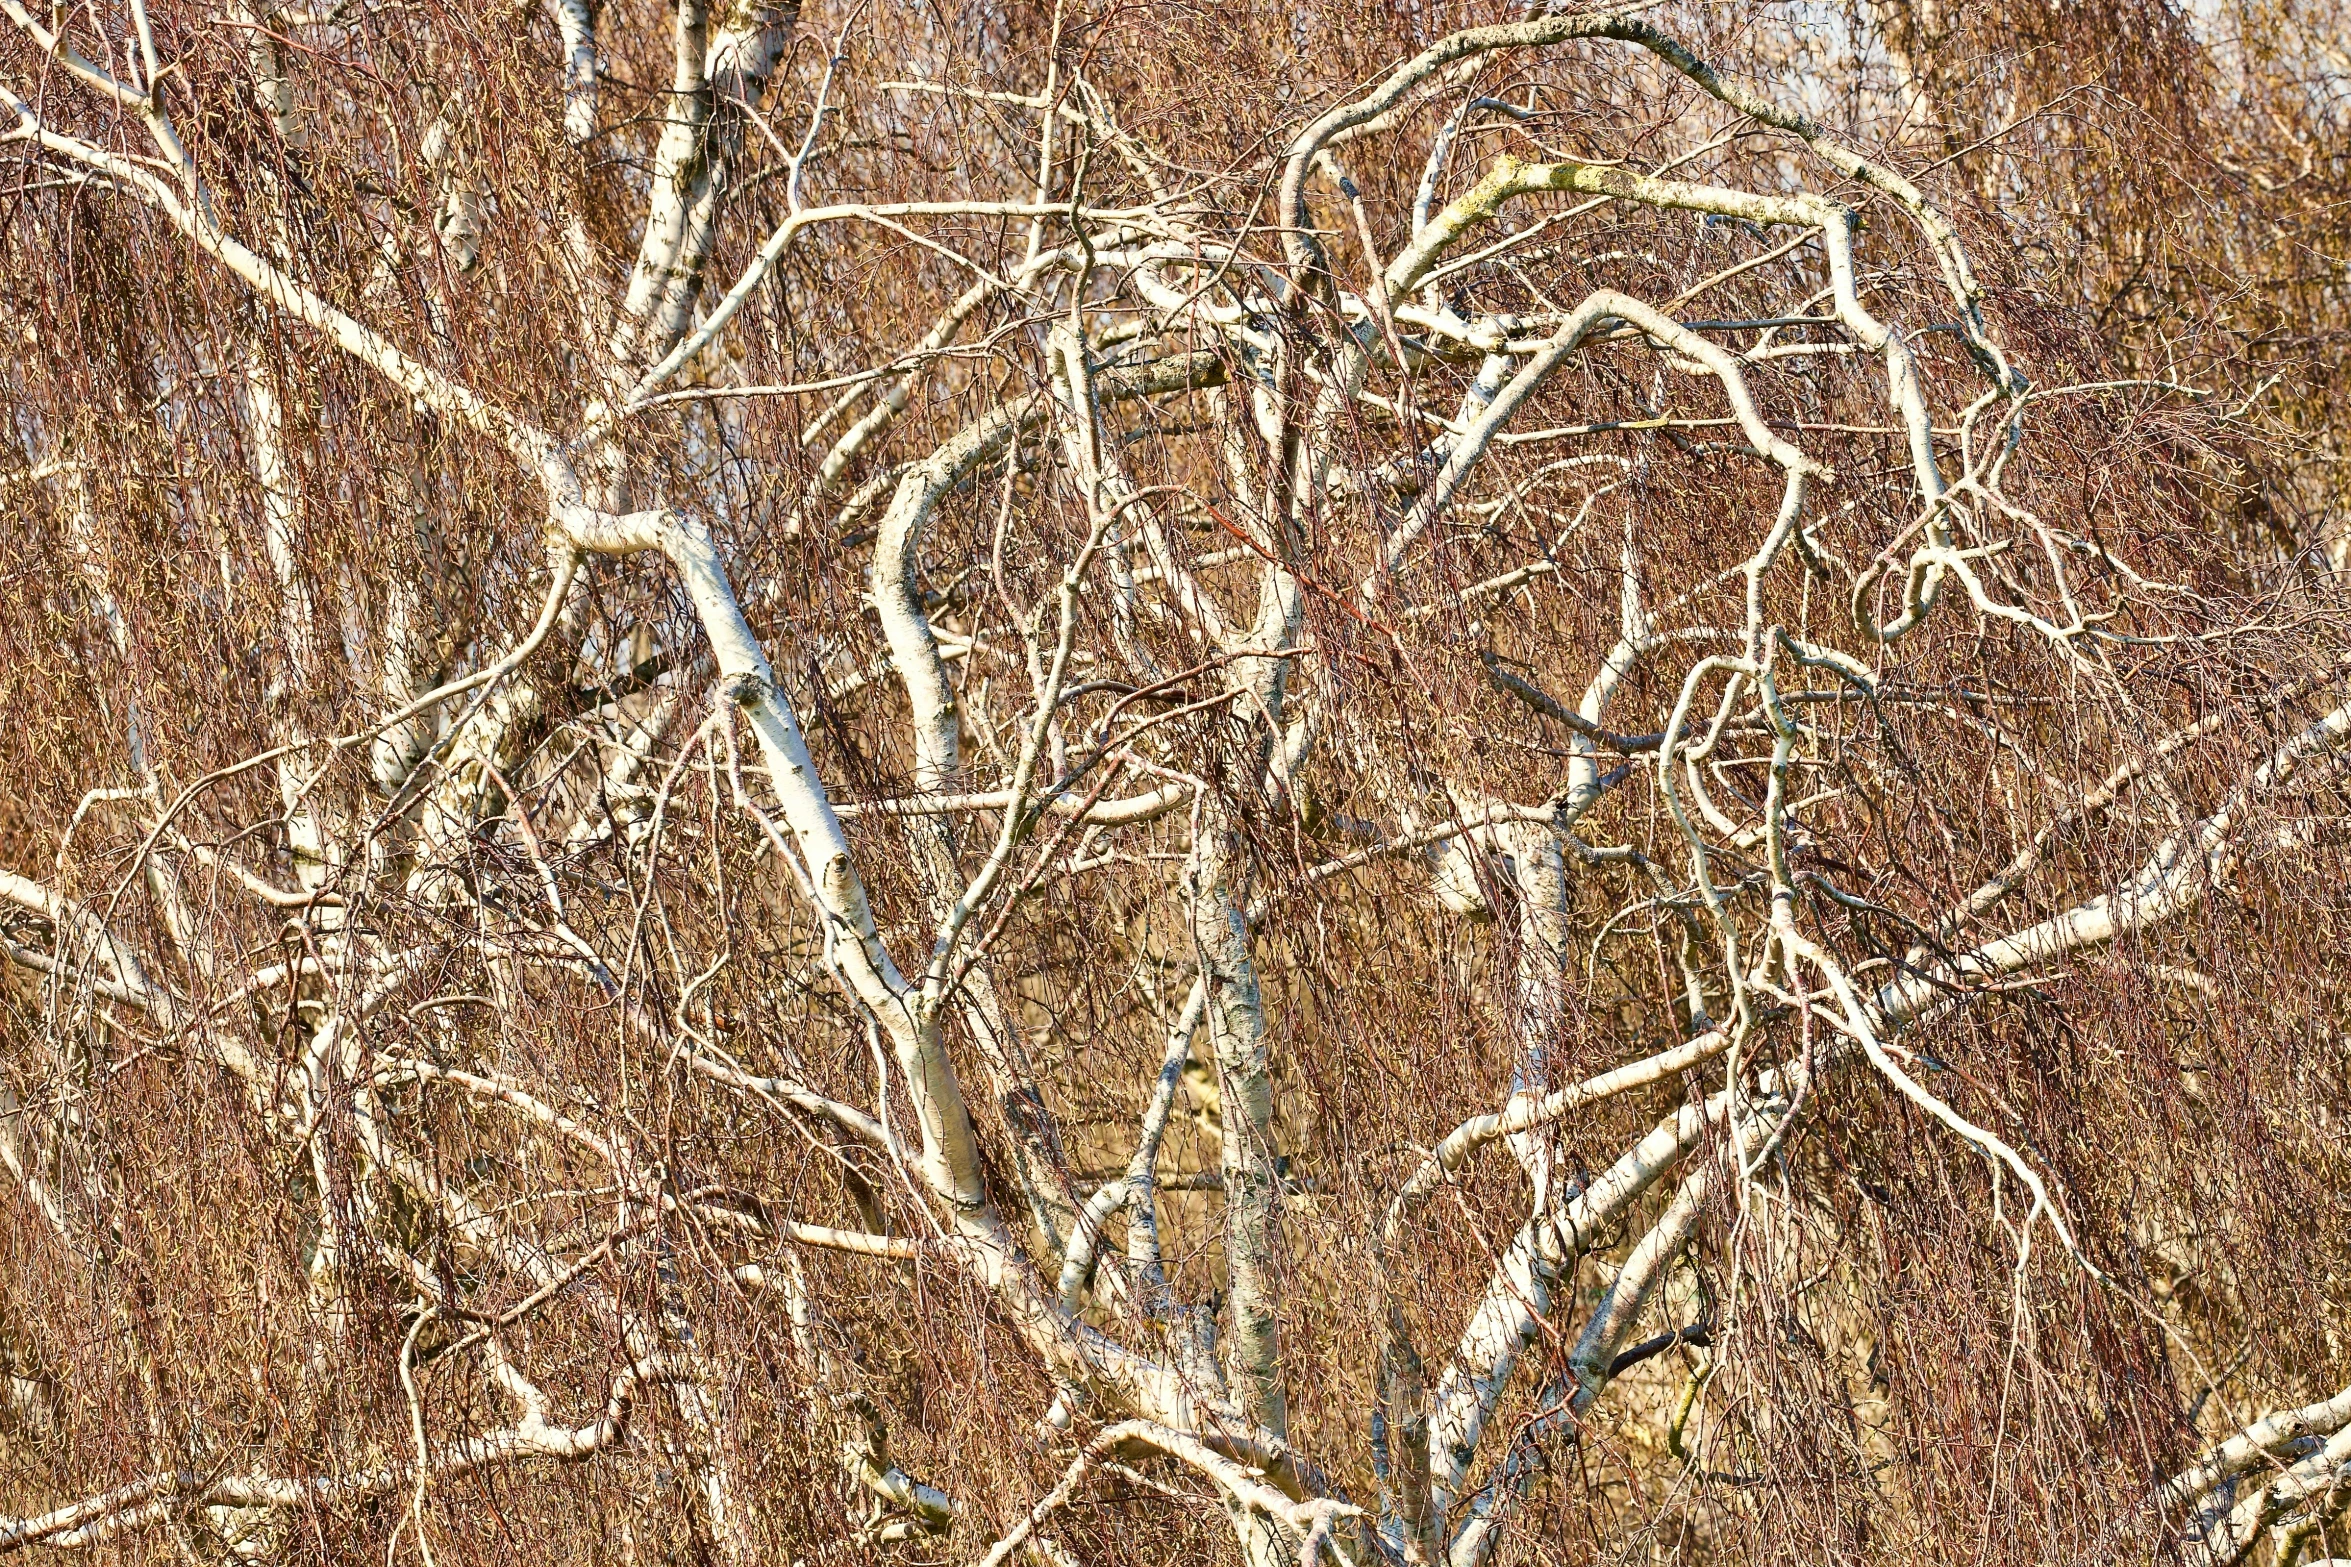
1,0,2348,1562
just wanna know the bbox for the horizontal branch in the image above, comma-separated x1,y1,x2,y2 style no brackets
833,784,1189,824
0,1358,689,1552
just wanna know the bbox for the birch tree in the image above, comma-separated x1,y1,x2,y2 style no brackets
2,0,2349,1562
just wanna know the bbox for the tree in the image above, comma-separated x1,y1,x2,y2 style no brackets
2,0,2348,1561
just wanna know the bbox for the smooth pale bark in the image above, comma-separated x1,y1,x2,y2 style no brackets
1189,813,1286,1440
610,0,799,374
1425,1097,1714,1526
